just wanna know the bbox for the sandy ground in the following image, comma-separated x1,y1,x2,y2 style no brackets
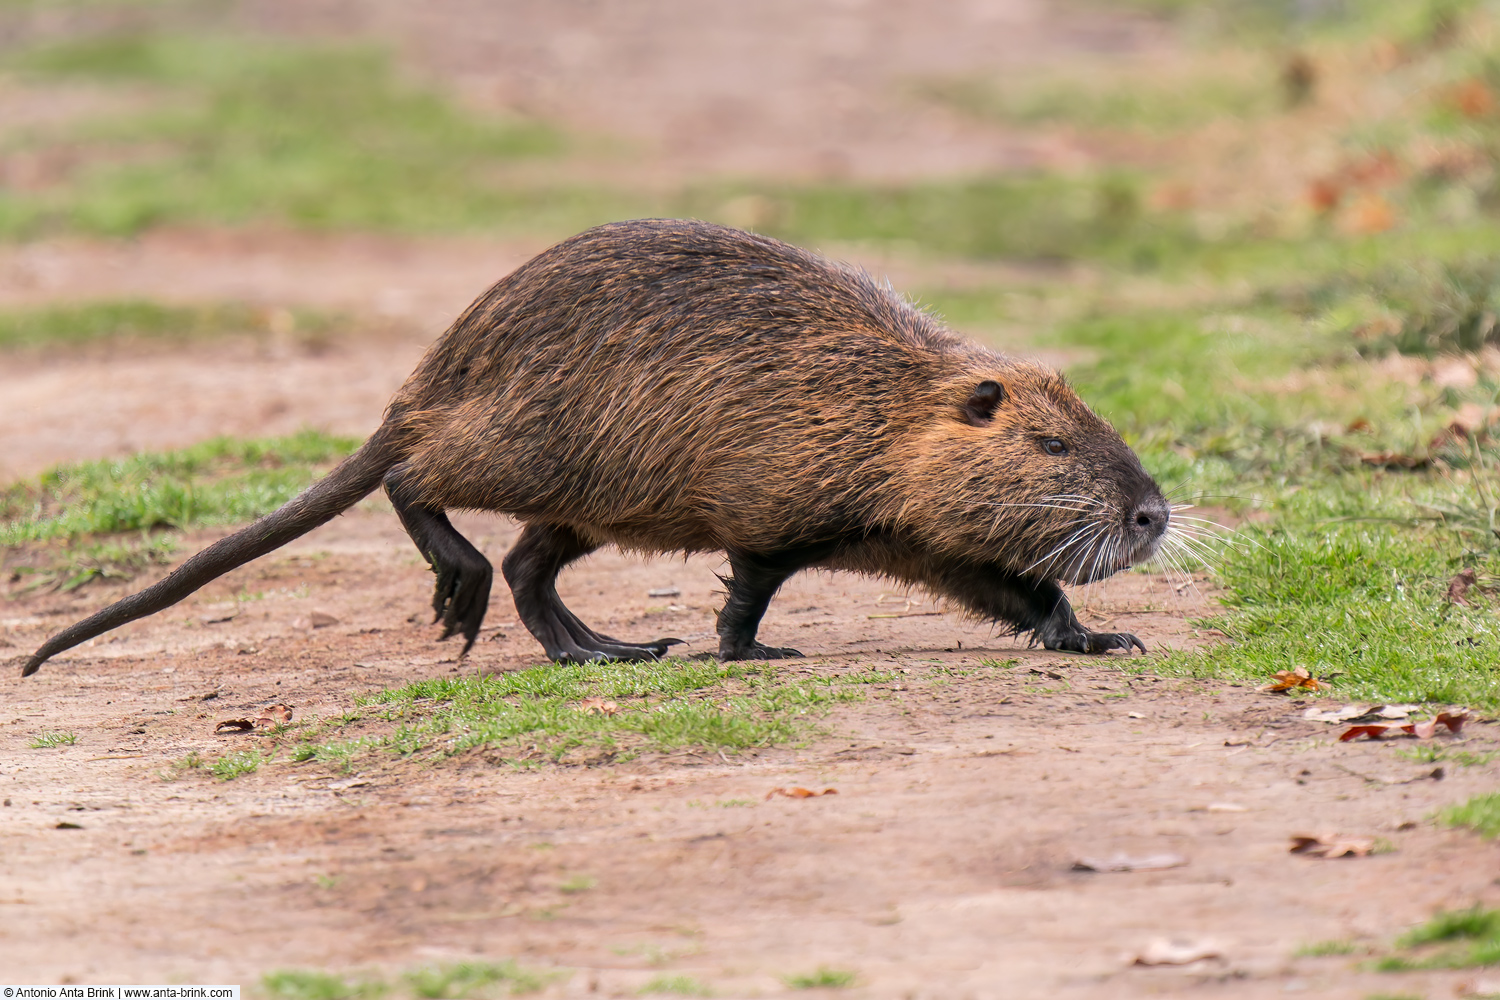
1,1,1497,995
3,510,1498,998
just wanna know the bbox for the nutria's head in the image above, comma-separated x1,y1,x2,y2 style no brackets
894,357,1168,583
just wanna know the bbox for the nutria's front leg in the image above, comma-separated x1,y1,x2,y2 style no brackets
716,551,811,660
1027,578,1146,654
919,561,1144,655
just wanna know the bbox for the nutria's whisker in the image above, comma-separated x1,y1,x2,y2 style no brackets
1026,520,1106,576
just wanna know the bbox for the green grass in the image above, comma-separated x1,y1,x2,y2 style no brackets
209,748,265,780
0,300,336,350
287,659,881,769
0,34,621,238
1,428,358,547
638,976,713,997
783,967,858,989
1375,906,1500,970
1440,793,1500,838
694,173,1201,269
403,961,554,998
1295,939,1363,957
262,971,388,1000
911,65,1271,132
28,730,77,747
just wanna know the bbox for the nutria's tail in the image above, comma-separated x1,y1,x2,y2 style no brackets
21,426,404,677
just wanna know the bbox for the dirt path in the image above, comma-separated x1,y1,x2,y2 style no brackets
242,0,1171,184
3,511,1498,998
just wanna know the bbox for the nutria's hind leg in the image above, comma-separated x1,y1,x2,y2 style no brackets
502,523,682,663
716,551,808,661
384,466,493,654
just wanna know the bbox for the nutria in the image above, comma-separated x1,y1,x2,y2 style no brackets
21,219,1168,677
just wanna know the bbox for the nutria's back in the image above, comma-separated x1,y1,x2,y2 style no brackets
390,219,1115,565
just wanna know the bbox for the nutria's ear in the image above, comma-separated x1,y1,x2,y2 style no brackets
962,380,1006,426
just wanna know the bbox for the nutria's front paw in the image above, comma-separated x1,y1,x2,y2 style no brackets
1040,626,1146,655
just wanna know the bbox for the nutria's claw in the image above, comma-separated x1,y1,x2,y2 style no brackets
1039,624,1146,655
1085,630,1146,655
718,643,804,661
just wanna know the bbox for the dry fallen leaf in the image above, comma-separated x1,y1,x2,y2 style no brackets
1449,568,1479,606
766,786,839,800
1131,938,1222,966
1360,450,1429,469
1338,710,1468,742
309,611,340,628
256,704,294,728
576,697,619,716
215,719,256,734
1260,666,1331,693
1289,833,1375,858
1072,852,1187,873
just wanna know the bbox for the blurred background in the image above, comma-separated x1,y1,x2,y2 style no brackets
7,0,1500,700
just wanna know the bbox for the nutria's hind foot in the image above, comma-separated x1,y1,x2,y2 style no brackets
718,642,804,661
386,466,493,655
503,522,683,664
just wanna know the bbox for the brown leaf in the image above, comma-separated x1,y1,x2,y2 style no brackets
766,786,839,800
215,719,256,734
1289,833,1374,858
1449,569,1479,606
576,697,619,716
1339,709,1468,741
1306,177,1342,213
309,611,340,628
54,821,83,830
1359,450,1429,469
1453,78,1497,118
1259,666,1331,693
259,704,294,727
1073,852,1187,873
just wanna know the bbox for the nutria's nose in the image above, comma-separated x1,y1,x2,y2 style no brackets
1127,496,1170,538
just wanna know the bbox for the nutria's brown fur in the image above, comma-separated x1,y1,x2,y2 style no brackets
22,219,1168,676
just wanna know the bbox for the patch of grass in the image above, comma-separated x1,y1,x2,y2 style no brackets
1374,906,1500,970
558,875,596,894
404,961,554,998
911,62,1270,133
695,173,1199,269
638,976,712,998
209,748,264,780
261,970,387,1000
1440,793,1500,839
0,300,336,350
1295,939,1363,957
9,532,178,593
1157,484,1500,708
0,34,602,237
28,730,77,747
286,659,870,770
0,428,359,547
783,967,857,989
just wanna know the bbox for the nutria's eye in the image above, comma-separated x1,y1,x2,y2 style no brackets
962,380,1006,426
1043,438,1068,456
